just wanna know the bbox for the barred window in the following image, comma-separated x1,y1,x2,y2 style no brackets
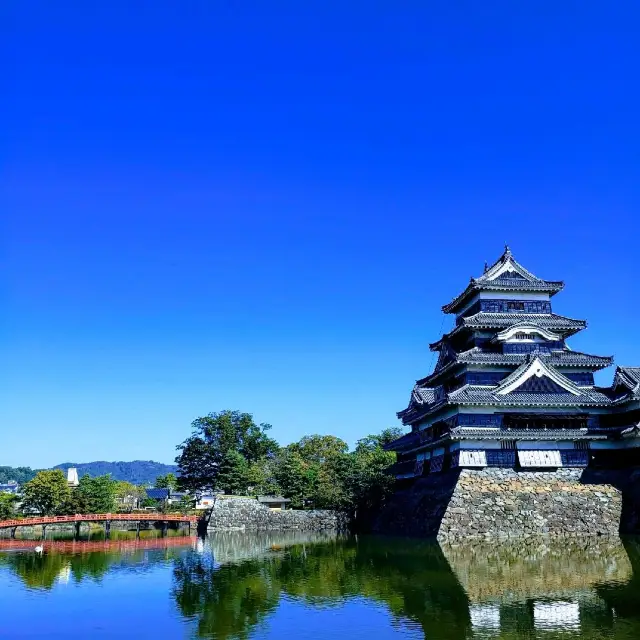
457,414,502,427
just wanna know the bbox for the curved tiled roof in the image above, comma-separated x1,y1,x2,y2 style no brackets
430,313,587,350
611,366,640,403
459,312,586,331
492,355,582,395
448,384,611,407
418,347,612,386
443,248,564,313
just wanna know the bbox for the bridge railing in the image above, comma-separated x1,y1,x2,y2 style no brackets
0,513,199,529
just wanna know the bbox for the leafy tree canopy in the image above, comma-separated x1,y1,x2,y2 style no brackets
176,410,279,492
21,470,70,516
0,493,19,520
155,473,179,490
76,474,118,513
288,435,348,465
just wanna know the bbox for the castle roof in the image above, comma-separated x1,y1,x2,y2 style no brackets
419,347,612,387
610,366,640,404
429,313,587,350
442,247,564,314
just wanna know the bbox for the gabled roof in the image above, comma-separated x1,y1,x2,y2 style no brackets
429,313,587,350
417,347,613,387
493,355,581,396
615,367,640,392
448,384,611,407
611,366,640,403
397,385,437,423
443,247,564,313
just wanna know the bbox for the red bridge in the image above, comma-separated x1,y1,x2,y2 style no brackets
0,513,200,539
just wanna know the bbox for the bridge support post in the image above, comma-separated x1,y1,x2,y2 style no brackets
136,521,140,539
161,521,168,538
74,521,81,539
10,527,16,539
105,520,111,540
41,524,47,540
188,521,191,535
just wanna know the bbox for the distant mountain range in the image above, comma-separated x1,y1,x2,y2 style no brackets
1,461,178,486
53,461,178,485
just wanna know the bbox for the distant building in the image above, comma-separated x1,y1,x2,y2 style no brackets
195,494,216,510
145,487,170,505
167,491,188,506
257,496,291,510
0,481,19,495
66,468,79,488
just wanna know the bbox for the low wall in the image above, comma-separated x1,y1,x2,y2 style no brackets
206,497,350,532
373,468,624,540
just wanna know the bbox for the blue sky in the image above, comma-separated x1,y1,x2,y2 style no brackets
2,2,639,468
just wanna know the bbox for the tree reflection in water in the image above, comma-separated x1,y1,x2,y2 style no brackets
172,533,640,640
173,533,469,639
0,537,192,590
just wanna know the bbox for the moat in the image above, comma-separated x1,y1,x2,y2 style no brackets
2,532,640,639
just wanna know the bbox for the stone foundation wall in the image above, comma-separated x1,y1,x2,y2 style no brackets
373,468,625,540
438,468,621,540
206,497,350,532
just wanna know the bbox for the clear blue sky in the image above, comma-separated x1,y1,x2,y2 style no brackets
2,2,639,468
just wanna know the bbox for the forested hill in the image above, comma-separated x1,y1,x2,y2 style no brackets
53,461,178,485
0,466,37,484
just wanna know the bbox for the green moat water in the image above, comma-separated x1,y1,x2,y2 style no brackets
2,532,640,639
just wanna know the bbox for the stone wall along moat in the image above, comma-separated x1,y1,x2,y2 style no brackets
373,468,623,540
439,468,621,540
206,496,350,532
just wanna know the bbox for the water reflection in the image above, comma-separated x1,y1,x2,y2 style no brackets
3,533,640,638
173,533,640,639
0,536,194,590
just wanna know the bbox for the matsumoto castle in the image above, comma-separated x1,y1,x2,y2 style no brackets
387,247,640,478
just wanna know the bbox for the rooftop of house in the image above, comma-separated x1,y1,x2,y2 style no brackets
257,496,291,503
145,488,170,500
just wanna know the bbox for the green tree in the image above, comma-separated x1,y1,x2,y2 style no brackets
246,458,280,496
176,410,279,491
217,451,250,495
288,435,349,465
0,493,19,519
0,466,36,484
155,473,179,490
76,474,117,513
355,427,404,453
21,470,70,515
345,433,397,526
56,489,90,516
273,449,317,508
114,481,146,511
277,435,350,509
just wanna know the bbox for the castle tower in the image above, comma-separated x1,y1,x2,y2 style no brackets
387,247,640,478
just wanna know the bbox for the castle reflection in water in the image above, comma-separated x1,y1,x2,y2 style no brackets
173,532,640,639
3,532,640,638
